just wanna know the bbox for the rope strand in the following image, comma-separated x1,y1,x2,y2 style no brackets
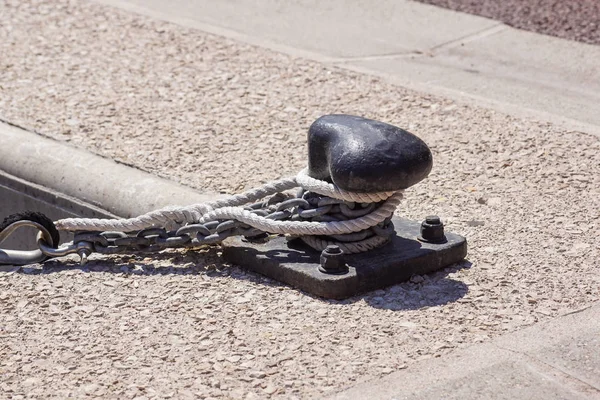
54,170,403,254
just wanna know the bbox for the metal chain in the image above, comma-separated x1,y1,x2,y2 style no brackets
37,190,395,263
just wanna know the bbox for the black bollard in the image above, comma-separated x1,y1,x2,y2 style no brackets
307,115,433,192
222,115,467,299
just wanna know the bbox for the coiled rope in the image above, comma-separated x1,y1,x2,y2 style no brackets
55,168,403,253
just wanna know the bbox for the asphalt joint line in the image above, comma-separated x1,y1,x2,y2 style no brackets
330,51,426,63
561,305,594,317
429,23,507,53
331,23,507,64
492,343,600,394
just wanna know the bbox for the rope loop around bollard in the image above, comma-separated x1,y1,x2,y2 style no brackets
1,169,404,264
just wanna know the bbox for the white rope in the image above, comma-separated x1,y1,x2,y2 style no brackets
295,168,394,202
55,171,402,245
197,192,402,235
55,177,297,232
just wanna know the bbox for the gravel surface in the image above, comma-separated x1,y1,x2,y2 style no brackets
1,0,600,399
416,0,600,46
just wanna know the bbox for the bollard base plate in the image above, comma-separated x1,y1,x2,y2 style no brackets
221,217,467,299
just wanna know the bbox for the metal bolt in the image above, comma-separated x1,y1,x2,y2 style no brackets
325,245,341,254
76,241,94,266
425,216,441,225
78,251,89,266
319,245,349,274
419,215,446,243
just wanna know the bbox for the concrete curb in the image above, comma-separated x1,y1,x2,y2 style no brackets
0,122,217,219
93,0,600,138
329,303,600,400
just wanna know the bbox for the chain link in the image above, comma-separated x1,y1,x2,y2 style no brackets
38,190,395,261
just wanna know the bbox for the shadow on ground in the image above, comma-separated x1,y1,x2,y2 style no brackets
11,246,471,311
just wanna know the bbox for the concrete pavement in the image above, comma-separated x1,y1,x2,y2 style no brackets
95,0,600,137
330,303,600,399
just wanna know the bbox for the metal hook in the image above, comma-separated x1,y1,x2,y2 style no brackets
0,218,95,266
38,239,94,266
0,220,55,266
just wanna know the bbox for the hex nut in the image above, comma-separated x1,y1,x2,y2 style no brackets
419,215,447,243
319,245,349,274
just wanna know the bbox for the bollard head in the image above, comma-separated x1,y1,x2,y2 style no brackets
307,115,433,193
